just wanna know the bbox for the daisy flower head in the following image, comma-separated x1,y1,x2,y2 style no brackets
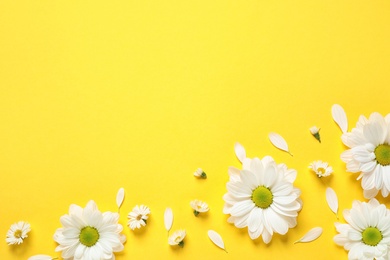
334,199,390,260
168,229,186,248
6,221,31,245
128,205,151,230
310,126,321,143
53,200,126,260
190,200,209,216
341,112,390,198
223,155,303,243
309,160,333,178
194,168,207,179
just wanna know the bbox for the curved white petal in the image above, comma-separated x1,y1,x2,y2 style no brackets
234,142,246,163
268,132,292,156
116,188,125,211
326,188,338,218
332,104,348,133
294,227,323,244
164,208,173,232
208,230,227,252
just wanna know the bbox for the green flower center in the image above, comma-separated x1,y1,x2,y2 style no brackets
375,144,390,166
14,230,22,239
252,186,273,209
79,226,100,247
362,227,382,246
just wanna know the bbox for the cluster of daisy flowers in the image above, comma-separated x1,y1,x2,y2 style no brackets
6,104,390,260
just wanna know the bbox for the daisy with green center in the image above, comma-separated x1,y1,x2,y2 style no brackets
168,229,186,248
334,199,390,259
190,200,209,216
223,152,303,243
6,221,31,245
341,112,390,198
128,205,150,230
309,160,333,178
53,200,126,260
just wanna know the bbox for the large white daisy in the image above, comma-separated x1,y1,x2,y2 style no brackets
223,155,302,243
341,112,390,198
53,200,126,260
334,199,390,260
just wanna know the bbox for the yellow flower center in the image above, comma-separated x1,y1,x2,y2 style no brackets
136,214,142,221
362,227,382,246
14,230,22,239
317,167,325,175
375,144,390,166
252,186,273,209
79,226,100,247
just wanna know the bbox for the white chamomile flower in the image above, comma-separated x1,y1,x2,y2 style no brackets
128,205,151,230
194,168,207,179
53,200,126,260
6,221,31,245
310,126,321,143
223,155,303,243
340,112,390,198
309,160,333,178
168,229,186,247
334,199,390,260
190,200,209,216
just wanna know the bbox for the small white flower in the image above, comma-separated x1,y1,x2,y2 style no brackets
309,160,333,177
53,200,126,260
190,200,209,216
334,199,390,259
128,205,151,230
6,221,31,245
309,126,321,143
168,229,186,247
194,168,207,179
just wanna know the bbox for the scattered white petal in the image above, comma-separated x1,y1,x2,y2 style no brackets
294,227,323,244
326,187,339,218
28,255,55,260
164,207,174,232
208,230,227,252
116,188,125,211
269,132,292,156
194,168,207,179
331,104,348,133
234,142,246,163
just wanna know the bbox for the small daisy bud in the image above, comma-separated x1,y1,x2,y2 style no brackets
310,126,321,143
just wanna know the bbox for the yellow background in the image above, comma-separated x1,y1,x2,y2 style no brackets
1,0,389,259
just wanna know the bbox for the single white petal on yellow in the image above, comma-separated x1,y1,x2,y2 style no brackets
326,187,339,219
208,230,227,252
234,142,246,163
194,168,207,179
190,200,209,216
269,132,292,156
168,229,186,247
6,221,31,245
116,187,125,211
28,255,56,260
164,207,174,232
294,227,323,244
332,104,348,133
309,126,321,143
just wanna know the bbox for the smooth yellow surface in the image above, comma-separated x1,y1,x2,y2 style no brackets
1,1,389,259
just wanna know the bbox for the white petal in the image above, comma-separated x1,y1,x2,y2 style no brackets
116,188,125,210
268,132,292,156
164,208,173,232
331,104,348,133
294,227,323,244
326,187,339,218
234,142,246,163
27,255,54,260
207,230,227,252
